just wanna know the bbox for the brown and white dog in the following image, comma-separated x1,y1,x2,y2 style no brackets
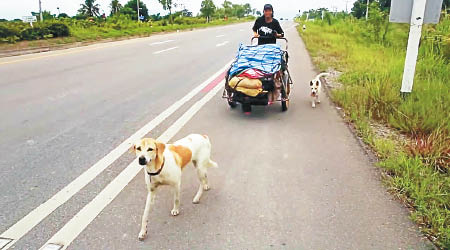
132,134,218,241
310,73,329,108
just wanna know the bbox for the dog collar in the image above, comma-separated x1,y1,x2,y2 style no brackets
147,158,165,177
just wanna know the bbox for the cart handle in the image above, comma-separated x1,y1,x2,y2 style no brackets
251,36,288,50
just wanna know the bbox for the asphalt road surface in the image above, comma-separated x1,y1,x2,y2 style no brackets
0,21,434,250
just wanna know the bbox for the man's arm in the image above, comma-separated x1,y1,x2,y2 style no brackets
252,19,260,37
275,20,284,38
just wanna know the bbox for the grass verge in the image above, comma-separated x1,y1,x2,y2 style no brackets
297,17,449,249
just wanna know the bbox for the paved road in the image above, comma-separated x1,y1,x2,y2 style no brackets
0,21,433,249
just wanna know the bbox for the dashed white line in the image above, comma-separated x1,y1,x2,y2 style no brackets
216,41,230,47
40,79,226,250
215,35,226,38
0,60,233,250
153,46,179,54
149,40,175,46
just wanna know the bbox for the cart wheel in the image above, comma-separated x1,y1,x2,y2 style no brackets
242,104,252,113
228,100,237,108
227,91,237,109
281,97,289,112
281,80,290,112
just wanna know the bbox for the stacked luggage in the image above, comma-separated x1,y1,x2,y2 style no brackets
226,44,283,103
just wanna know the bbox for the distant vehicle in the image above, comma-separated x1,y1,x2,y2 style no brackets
280,18,283,20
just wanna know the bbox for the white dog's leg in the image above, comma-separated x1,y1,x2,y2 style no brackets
138,187,156,241
312,97,316,108
192,184,203,204
193,167,209,204
317,95,321,104
171,183,181,216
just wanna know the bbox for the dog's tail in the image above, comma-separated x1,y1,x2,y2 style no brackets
316,72,329,79
207,160,219,168
202,134,219,168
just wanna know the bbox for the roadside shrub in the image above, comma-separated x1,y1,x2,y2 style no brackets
0,25,17,38
20,26,50,40
46,23,70,37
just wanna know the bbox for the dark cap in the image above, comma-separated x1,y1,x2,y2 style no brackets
264,4,273,11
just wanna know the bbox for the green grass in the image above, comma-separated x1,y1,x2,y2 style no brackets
297,16,449,248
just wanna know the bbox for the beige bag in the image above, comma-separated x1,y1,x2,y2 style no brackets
228,77,263,97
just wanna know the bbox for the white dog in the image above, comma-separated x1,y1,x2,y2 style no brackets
310,73,329,108
302,24,307,32
132,134,218,241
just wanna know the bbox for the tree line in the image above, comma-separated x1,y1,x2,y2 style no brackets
0,0,255,23
300,0,448,20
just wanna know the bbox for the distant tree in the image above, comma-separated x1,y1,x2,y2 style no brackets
181,8,193,17
379,0,391,11
78,0,101,17
200,0,216,22
351,0,370,19
158,0,174,23
256,10,261,16
58,13,69,18
243,3,252,16
351,0,391,19
41,10,55,20
121,6,136,18
0,18,7,22
150,13,163,21
110,0,122,16
222,0,232,17
232,4,245,19
443,0,449,10
214,8,224,19
124,0,149,20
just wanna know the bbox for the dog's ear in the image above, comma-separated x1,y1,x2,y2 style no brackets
155,142,165,170
310,81,313,86
316,81,320,86
130,144,136,154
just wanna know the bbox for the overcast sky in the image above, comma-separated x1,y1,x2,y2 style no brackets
0,0,354,20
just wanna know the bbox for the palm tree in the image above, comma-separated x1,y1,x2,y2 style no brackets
78,0,101,17
110,0,122,16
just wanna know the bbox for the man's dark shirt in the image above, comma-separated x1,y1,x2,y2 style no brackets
252,17,284,45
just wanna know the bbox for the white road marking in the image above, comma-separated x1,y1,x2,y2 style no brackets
149,40,175,46
0,60,233,250
153,46,179,54
239,29,244,32
216,41,230,47
40,80,225,250
41,243,63,250
0,238,12,249
215,35,225,38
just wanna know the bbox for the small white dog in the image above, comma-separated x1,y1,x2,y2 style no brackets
309,73,329,108
302,24,307,32
132,134,218,241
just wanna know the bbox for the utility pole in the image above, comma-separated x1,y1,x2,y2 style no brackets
39,0,43,22
137,0,140,22
366,0,369,20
